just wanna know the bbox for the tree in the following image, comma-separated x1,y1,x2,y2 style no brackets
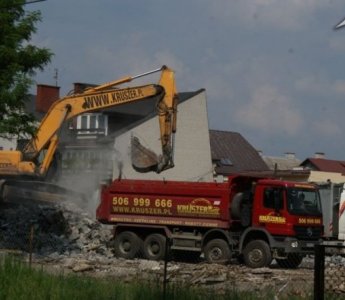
0,0,52,139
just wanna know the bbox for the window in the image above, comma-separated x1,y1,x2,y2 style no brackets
81,115,88,129
76,113,108,135
287,188,322,215
98,115,105,129
263,188,283,209
220,158,233,166
90,115,97,129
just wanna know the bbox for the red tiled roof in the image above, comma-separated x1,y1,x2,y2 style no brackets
300,158,345,175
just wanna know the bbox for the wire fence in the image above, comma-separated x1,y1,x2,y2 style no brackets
314,244,345,300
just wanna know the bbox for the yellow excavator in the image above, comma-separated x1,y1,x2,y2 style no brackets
0,65,178,202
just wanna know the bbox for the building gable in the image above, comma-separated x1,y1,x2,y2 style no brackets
209,130,269,175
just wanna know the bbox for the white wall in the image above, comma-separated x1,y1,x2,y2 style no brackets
113,91,214,182
308,171,345,184
0,138,16,150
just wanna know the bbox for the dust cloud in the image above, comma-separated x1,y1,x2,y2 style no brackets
56,146,124,219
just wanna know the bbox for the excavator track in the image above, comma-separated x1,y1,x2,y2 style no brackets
0,179,86,204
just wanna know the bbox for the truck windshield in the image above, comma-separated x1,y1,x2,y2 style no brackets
287,188,322,216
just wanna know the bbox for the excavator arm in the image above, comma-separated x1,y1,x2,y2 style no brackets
0,65,178,178
130,66,178,173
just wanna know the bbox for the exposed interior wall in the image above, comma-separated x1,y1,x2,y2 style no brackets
113,91,214,182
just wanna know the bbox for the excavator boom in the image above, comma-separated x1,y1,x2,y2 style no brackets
0,65,179,202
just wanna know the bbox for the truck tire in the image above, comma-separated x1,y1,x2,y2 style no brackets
143,233,167,261
204,239,231,264
243,240,272,268
113,231,142,259
276,254,303,269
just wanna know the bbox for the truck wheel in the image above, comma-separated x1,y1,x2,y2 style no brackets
276,254,303,269
113,231,142,259
143,233,167,261
204,239,231,264
243,240,272,268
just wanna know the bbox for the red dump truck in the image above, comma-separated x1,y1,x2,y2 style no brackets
96,175,323,268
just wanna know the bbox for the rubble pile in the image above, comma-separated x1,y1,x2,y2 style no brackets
0,201,113,257
324,256,345,293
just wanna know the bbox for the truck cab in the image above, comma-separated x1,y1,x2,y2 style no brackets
233,177,323,268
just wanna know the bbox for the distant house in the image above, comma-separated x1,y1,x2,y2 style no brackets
300,154,345,183
208,133,315,181
258,151,310,182
209,130,269,175
301,156,345,175
262,152,301,171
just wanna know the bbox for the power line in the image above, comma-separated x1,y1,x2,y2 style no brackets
1,0,47,9
23,0,47,5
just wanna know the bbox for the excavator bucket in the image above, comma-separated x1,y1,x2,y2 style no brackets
131,136,160,172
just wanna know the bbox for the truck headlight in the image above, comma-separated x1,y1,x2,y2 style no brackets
291,241,299,248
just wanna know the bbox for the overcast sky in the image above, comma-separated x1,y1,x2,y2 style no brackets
28,0,345,161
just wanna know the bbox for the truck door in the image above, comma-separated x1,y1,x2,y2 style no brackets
253,186,289,235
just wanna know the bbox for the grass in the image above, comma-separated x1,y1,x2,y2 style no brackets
0,255,315,300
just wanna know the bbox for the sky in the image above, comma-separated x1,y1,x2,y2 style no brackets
27,0,345,161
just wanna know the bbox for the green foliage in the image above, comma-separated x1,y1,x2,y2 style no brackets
0,0,53,139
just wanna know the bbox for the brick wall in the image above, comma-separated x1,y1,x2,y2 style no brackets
36,84,60,113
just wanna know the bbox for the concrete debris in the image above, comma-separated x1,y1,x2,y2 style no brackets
0,201,113,257
72,262,94,272
250,267,273,275
138,260,160,271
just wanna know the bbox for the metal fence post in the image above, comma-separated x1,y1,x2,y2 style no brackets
314,244,325,300
163,236,169,300
28,225,34,268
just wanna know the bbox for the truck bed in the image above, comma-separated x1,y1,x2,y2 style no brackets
96,179,231,228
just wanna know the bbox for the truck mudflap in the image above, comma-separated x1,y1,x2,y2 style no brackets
271,237,322,255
